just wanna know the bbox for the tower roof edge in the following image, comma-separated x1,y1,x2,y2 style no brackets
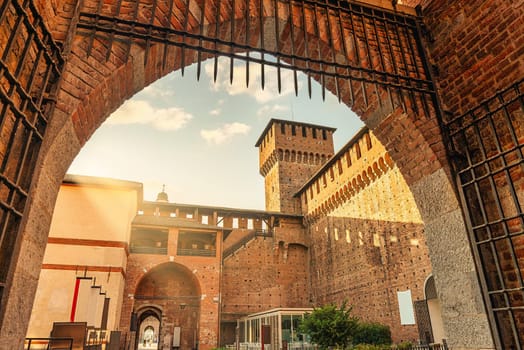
254,118,337,147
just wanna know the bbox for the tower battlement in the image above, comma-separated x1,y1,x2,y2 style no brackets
256,119,336,214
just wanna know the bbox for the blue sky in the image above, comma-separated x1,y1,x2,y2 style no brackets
68,56,363,210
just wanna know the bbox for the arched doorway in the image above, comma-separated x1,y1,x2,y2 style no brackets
424,275,445,345
133,263,201,350
137,308,162,350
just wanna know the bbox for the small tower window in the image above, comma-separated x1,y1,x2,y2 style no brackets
356,144,361,159
346,151,352,167
281,123,286,134
312,129,317,139
302,127,307,137
322,129,327,140
291,125,296,136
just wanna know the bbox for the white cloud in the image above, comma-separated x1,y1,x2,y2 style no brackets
204,57,298,103
209,108,221,116
208,99,225,116
200,122,251,145
106,100,193,131
141,84,175,98
257,104,289,118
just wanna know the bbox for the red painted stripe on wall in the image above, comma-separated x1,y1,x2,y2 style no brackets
70,278,81,322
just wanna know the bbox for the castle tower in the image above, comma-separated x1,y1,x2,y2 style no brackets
255,119,336,214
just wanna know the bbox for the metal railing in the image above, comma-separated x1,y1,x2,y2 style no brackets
177,248,217,257
229,342,448,350
129,245,168,255
25,337,73,350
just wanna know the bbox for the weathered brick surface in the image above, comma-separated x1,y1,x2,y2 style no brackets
221,236,310,320
121,227,222,350
2,0,524,348
309,217,428,343
422,0,524,117
258,120,335,213
292,129,430,343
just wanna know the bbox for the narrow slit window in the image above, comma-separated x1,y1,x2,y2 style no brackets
365,133,372,150
346,152,352,167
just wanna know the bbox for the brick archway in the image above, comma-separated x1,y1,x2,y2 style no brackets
3,0,523,349
131,262,202,350
0,0,480,347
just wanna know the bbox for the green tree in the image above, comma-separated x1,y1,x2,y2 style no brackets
298,302,358,349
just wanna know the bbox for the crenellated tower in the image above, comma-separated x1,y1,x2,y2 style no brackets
255,118,336,214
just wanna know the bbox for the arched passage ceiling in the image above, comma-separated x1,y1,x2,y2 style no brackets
68,0,439,140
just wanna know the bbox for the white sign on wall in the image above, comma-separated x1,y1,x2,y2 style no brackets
173,327,181,347
397,290,416,325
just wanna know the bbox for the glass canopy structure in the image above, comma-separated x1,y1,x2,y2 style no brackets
236,308,314,350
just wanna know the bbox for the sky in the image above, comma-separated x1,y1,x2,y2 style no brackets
68,56,363,210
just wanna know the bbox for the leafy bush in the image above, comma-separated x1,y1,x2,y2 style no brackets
353,322,392,345
394,341,413,350
351,344,390,350
298,301,359,349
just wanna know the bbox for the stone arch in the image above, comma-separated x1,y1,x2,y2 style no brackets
378,156,388,172
361,171,370,185
0,1,495,348
277,148,284,161
373,162,381,177
423,275,446,345
135,305,162,350
367,167,375,181
130,262,201,350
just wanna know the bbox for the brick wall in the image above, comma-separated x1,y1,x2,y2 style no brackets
420,0,524,347
221,237,310,323
121,227,222,350
259,120,335,213
5,0,522,348
300,130,430,343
